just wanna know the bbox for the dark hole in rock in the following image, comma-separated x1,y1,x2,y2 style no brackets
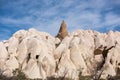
117,68,120,76
110,59,112,64
46,36,48,39
94,49,102,55
34,36,37,38
26,53,31,63
118,63,120,65
6,46,8,51
36,55,39,59
7,57,9,60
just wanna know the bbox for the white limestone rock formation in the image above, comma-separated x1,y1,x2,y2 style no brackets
0,28,120,80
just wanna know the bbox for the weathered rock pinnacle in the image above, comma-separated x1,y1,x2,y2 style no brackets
56,20,68,40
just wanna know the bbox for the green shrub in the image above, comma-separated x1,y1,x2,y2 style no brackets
12,69,27,80
78,72,91,80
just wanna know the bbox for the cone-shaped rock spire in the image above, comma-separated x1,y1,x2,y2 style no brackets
56,20,68,40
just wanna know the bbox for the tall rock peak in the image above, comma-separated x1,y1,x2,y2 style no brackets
56,20,68,40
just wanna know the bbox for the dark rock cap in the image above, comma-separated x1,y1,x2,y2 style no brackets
56,20,68,40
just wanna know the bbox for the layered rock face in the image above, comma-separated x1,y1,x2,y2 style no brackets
0,28,120,79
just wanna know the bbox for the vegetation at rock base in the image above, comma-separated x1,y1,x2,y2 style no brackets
0,74,120,80
0,69,27,80
0,69,120,80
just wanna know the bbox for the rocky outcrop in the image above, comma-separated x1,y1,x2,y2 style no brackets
0,28,120,80
56,20,68,40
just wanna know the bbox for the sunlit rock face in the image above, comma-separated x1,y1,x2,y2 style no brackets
0,28,120,80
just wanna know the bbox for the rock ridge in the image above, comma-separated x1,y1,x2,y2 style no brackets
0,25,120,79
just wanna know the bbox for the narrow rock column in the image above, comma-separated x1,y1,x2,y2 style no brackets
56,20,68,40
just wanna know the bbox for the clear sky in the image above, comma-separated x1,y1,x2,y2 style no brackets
0,0,120,41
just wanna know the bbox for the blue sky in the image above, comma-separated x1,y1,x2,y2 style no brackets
0,0,120,41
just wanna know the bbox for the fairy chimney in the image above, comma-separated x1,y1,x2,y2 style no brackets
56,20,68,40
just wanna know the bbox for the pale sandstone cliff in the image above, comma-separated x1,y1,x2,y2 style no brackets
0,23,120,80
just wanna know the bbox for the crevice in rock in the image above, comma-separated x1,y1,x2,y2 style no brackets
26,53,31,63
102,46,115,60
55,42,61,48
110,59,113,64
116,68,120,76
18,36,23,44
94,45,103,55
98,45,115,70
6,46,8,51
93,44,116,80
55,51,63,72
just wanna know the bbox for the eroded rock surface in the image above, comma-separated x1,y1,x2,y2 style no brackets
0,28,120,80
